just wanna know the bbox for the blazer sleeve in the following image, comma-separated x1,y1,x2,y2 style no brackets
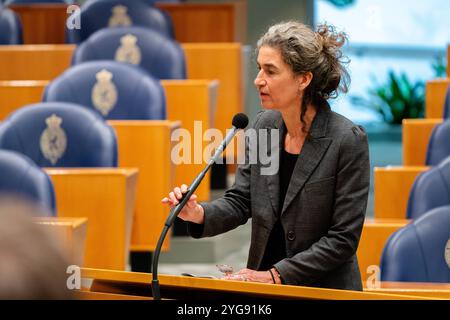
274,125,370,285
188,111,265,238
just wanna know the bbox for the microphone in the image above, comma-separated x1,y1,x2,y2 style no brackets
151,113,249,300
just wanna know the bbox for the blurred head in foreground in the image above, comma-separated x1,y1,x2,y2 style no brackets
0,195,73,299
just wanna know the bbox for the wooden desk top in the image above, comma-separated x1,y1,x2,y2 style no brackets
81,268,441,300
33,217,88,229
44,168,138,177
366,281,450,299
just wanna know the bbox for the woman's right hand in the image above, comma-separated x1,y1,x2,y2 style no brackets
161,184,205,224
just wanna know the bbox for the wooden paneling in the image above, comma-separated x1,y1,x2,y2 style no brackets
374,166,428,219
9,4,69,44
33,217,88,267
46,168,138,270
357,218,409,286
182,43,243,136
425,78,450,118
9,2,247,44
157,1,247,43
402,119,442,166
108,120,179,252
161,79,218,202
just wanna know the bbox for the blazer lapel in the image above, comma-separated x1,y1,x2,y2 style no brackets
264,115,285,215
281,103,333,215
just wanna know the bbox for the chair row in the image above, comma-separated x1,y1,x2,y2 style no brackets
0,41,243,140
0,101,179,270
3,0,246,44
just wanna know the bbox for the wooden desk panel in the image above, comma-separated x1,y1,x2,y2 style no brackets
33,217,88,267
182,43,243,136
402,119,442,165
357,218,410,285
9,2,246,44
374,166,429,219
161,80,218,202
425,78,449,118
108,120,179,252
80,268,437,300
157,1,247,43
46,168,138,270
0,45,74,80
9,4,69,44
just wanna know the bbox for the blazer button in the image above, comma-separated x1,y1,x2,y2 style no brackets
287,231,295,241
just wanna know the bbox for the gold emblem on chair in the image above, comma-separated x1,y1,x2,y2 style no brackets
40,114,67,165
445,239,450,269
108,5,132,27
115,34,141,65
91,69,118,116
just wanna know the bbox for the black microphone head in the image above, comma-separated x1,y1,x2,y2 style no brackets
232,113,249,129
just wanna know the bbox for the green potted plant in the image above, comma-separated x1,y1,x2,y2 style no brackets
351,71,425,125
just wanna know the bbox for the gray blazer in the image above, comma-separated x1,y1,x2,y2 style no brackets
189,103,370,291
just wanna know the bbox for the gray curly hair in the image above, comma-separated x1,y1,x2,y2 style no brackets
256,21,350,132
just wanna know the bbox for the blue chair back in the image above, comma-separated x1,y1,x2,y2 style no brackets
380,205,450,283
0,102,118,167
0,7,22,44
0,150,55,215
425,119,450,166
443,85,450,119
72,26,186,80
66,0,173,44
407,156,450,219
43,61,166,120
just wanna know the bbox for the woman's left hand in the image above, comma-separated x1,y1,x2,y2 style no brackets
222,268,274,284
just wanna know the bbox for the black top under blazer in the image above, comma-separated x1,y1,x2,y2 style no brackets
189,103,370,290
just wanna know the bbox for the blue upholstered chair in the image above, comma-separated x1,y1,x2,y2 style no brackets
443,85,450,119
425,119,450,166
0,102,118,167
72,26,186,80
0,7,22,44
43,61,166,120
380,205,450,283
0,150,55,214
66,0,173,44
406,156,450,220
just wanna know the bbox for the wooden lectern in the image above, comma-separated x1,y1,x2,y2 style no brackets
77,268,439,300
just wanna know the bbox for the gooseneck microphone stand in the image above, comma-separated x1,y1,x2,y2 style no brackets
151,113,248,300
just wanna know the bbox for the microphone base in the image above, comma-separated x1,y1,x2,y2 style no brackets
152,279,161,300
